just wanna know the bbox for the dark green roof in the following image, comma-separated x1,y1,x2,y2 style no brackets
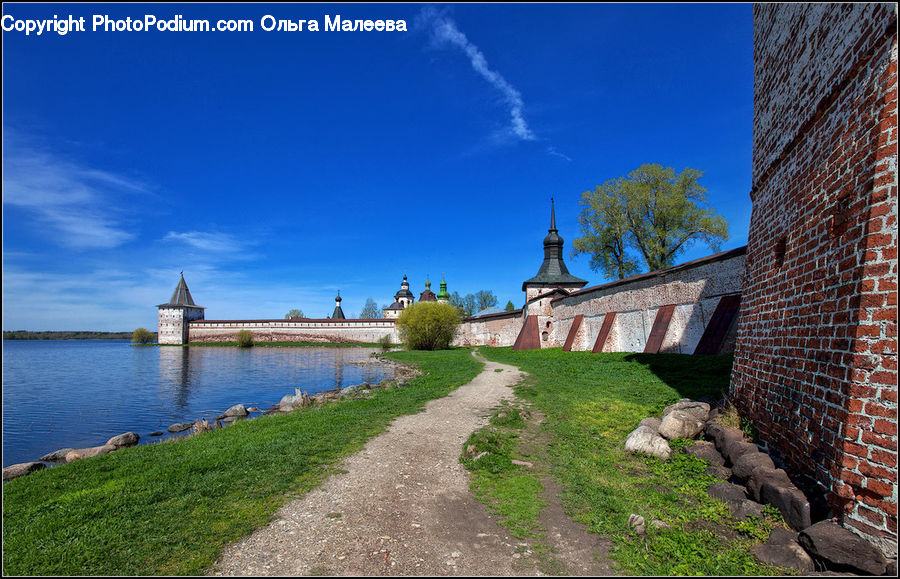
522,200,587,291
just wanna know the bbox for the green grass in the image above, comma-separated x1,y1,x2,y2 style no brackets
462,402,545,539
2,349,481,576
477,347,788,576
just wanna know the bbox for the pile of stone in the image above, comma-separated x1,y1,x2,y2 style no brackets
3,377,413,484
3,431,141,482
625,399,895,575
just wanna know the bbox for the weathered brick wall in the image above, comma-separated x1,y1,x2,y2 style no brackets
732,3,897,555
550,249,746,353
187,319,399,344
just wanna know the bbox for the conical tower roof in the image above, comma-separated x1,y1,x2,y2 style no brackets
157,272,204,309
522,199,587,291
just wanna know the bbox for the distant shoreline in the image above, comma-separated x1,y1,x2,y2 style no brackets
3,331,154,341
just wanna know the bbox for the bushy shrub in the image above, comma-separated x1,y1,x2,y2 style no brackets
395,302,460,350
378,334,394,351
236,330,254,348
131,328,154,344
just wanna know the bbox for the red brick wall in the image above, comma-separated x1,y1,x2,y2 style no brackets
732,3,897,554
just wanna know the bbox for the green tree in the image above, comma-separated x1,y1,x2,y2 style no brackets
473,290,498,312
573,164,729,279
572,178,640,280
395,302,460,350
131,328,154,344
359,298,382,319
285,309,304,319
236,330,253,348
449,290,498,317
504,300,516,312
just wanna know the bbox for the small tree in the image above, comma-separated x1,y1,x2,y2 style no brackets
285,309,304,319
473,290,498,312
505,300,516,312
132,327,154,344
236,330,254,348
395,302,460,350
378,334,394,351
360,298,382,319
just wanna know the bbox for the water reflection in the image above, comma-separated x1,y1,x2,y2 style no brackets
4,342,395,468
155,346,391,410
158,347,197,409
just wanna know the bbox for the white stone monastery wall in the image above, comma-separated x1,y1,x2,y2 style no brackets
455,248,745,353
187,319,399,344
551,249,745,353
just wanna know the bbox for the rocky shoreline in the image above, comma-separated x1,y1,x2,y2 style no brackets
625,399,896,575
3,355,419,483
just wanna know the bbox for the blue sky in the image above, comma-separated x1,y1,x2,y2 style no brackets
2,3,754,330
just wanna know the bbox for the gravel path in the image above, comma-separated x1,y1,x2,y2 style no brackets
210,350,610,576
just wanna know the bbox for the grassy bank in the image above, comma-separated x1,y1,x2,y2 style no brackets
2,349,481,576
476,347,787,575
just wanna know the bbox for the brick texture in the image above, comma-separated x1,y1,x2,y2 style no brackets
732,3,897,555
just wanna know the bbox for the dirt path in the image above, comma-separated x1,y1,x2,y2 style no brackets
210,351,612,576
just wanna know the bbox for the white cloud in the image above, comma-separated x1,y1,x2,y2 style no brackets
163,231,244,253
546,146,573,162
2,137,146,249
421,9,536,142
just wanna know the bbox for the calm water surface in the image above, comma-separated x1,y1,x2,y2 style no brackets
2,341,395,467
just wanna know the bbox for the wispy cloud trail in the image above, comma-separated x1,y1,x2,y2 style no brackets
2,134,146,249
422,9,536,142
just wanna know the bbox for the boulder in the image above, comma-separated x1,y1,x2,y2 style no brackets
219,404,248,419
3,461,46,481
278,391,311,412
658,409,706,439
106,432,140,448
625,425,672,460
731,450,775,482
662,400,710,422
799,521,888,575
752,528,815,572
760,481,811,531
168,422,193,433
65,445,116,463
38,448,76,462
708,481,748,504
628,513,646,535
733,499,765,521
639,417,662,431
707,482,764,521
747,466,792,502
685,440,726,466
705,465,732,480
149,431,164,436
192,419,213,433
706,423,744,455
723,439,759,465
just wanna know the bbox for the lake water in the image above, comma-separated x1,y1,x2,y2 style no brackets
1,341,395,467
